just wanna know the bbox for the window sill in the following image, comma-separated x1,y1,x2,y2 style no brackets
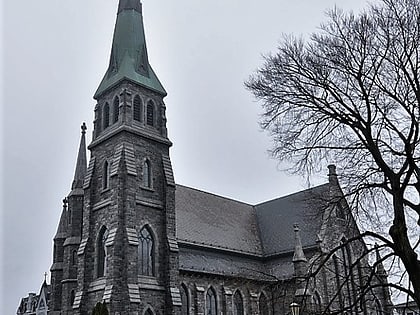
140,186,154,192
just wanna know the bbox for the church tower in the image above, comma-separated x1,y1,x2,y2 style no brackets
52,1,181,314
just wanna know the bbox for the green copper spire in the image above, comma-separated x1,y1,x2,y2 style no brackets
94,0,166,98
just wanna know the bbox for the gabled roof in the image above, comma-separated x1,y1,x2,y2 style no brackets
175,185,263,255
175,183,331,257
255,184,330,256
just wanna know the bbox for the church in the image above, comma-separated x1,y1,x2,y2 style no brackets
17,1,392,314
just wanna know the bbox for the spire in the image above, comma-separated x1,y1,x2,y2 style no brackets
71,123,87,191
375,243,388,277
54,198,68,240
94,0,166,98
293,224,307,263
328,164,338,186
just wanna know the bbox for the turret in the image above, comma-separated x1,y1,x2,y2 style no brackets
293,224,311,302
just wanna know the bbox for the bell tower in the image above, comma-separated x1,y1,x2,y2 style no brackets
70,1,180,314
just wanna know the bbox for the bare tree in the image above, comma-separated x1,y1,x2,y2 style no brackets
246,0,420,309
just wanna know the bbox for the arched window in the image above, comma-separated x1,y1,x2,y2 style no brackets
333,255,344,309
143,160,152,188
113,96,119,123
103,161,110,190
139,226,154,276
313,291,322,314
180,284,189,314
103,103,110,129
146,100,154,126
70,290,75,306
259,293,269,315
206,287,217,315
233,291,244,315
374,299,382,315
71,250,77,266
133,95,142,122
97,227,108,278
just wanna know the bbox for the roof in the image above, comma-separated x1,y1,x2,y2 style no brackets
175,183,331,257
94,2,166,98
175,185,263,255
255,184,329,256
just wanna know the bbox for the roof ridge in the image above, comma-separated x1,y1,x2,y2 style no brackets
255,183,330,207
176,184,253,207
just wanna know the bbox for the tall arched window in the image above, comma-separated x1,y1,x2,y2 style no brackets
103,161,110,189
313,291,322,314
103,103,110,129
233,291,244,315
113,96,119,123
133,95,142,122
333,255,344,309
71,250,77,266
180,284,189,314
143,160,152,188
259,293,269,315
139,226,154,276
97,227,108,278
145,309,154,315
146,100,154,126
206,287,217,315
70,290,75,306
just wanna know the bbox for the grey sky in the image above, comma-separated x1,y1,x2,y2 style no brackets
2,0,371,313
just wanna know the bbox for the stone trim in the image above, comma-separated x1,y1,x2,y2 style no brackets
72,291,83,309
162,155,175,186
196,286,205,293
77,238,88,255
50,262,63,271
88,125,172,149
110,143,124,177
167,236,179,252
83,157,96,189
135,196,163,209
124,143,137,176
88,278,106,292
170,287,182,306
127,228,139,245
103,285,113,303
128,284,141,303
63,236,81,246
92,198,112,211
138,277,165,291
105,228,118,246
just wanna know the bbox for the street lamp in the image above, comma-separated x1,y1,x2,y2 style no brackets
290,302,300,315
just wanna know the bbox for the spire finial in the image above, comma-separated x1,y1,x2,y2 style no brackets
328,164,338,185
293,224,307,263
81,122,87,135
71,123,88,191
62,198,68,210
374,243,388,277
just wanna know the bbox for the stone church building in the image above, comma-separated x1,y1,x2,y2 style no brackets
18,0,392,314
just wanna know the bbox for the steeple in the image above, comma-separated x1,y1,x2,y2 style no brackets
54,198,68,240
94,0,166,99
375,243,388,277
293,224,307,263
71,123,87,191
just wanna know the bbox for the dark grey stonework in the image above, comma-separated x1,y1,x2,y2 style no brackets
19,1,392,315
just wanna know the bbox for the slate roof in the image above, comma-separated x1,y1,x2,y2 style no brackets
175,183,331,257
255,184,330,256
175,185,263,255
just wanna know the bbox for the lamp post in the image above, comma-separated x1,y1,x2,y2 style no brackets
290,302,300,315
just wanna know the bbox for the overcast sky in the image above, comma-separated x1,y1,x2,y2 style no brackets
2,0,372,313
